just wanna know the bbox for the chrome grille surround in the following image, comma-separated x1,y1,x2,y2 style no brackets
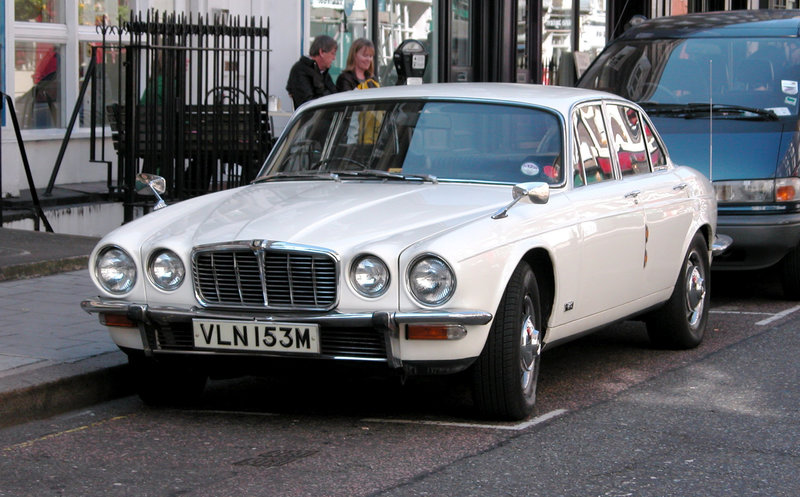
192,241,339,311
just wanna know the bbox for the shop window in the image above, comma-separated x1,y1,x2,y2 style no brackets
377,1,435,85
542,0,572,85
14,41,64,129
79,0,131,25
310,1,370,83
308,1,435,86
15,0,65,23
10,1,132,131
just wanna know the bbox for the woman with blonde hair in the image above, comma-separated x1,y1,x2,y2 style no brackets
336,38,380,91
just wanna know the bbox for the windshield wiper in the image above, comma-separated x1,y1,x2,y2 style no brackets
253,171,342,183
328,169,438,183
639,102,778,121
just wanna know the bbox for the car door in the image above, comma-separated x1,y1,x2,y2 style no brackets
606,104,696,297
567,102,647,320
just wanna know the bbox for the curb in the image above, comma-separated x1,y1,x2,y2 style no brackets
0,255,90,282
0,352,132,429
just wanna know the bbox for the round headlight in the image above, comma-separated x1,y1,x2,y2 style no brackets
95,246,136,294
148,249,185,291
350,255,390,297
408,255,455,306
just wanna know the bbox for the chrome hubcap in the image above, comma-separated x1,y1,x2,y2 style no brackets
685,260,706,327
520,307,541,391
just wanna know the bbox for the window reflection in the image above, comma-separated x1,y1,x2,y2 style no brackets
79,41,122,128
15,0,65,23
15,41,63,129
451,0,471,82
542,0,571,85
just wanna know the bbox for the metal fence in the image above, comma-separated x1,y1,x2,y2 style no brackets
92,11,272,221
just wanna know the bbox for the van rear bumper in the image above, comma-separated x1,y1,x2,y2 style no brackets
713,211,800,270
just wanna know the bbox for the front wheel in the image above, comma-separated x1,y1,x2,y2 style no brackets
646,233,710,349
472,262,543,421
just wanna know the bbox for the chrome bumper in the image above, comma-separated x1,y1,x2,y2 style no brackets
712,234,733,257
81,298,493,370
81,298,492,327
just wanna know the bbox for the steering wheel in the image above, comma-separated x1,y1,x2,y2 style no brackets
641,83,677,103
313,156,368,171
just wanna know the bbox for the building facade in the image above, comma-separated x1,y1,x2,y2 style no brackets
0,0,793,234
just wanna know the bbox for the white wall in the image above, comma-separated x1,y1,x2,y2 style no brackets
1,134,115,197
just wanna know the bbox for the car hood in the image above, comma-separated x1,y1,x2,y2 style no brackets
651,116,794,180
142,181,509,252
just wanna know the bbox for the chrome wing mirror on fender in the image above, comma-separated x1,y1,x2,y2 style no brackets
135,173,167,211
491,182,550,220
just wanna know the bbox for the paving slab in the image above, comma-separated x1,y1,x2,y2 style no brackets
0,229,132,427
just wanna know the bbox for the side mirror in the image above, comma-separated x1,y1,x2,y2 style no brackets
512,182,550,205
135,173,167,210
492,182,549,220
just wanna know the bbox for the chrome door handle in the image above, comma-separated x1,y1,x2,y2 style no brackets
625,190,641,199
673,183,688,191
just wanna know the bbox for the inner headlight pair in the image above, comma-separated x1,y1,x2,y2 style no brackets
95,246,184,294
714,178,800,203
350,254,455,306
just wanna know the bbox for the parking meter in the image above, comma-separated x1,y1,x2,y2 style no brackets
393,39,428,85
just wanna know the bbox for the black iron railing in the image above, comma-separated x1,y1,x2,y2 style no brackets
90,11,273,222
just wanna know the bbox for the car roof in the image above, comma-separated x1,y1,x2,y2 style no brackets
295,83,620,116
619,9,800,39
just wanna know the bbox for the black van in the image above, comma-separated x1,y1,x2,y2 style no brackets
578,10,800,299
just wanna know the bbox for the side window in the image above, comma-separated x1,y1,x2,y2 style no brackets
642,118,667,169
607,104,650,176
573,104,613,185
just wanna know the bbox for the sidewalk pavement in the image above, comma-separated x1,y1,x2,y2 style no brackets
0,228,131,428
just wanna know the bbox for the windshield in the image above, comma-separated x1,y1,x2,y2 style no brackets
259,100,564,185
579,37,800,117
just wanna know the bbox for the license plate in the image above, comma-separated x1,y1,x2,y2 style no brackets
192,320,320,354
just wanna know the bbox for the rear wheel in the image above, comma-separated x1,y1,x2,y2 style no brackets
472,262,542,421
128,355,207,406
646,233,709,349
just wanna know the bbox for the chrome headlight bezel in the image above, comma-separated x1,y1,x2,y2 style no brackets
94,246,137,295
147,249,186,291
407,254,456,307
350,254,390,298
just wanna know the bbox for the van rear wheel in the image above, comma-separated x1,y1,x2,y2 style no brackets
780,244,800,300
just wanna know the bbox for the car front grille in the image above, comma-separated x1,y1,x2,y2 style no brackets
192,242,338,311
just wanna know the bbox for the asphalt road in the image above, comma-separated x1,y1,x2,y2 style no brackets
0,269,798,496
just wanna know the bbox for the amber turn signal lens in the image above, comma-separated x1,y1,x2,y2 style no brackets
776,185,796,202
406,324,467,340
99,313,136,327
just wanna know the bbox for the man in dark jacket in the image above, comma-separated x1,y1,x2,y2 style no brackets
286,35,338,109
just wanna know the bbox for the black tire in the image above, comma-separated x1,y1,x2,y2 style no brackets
128,355,207,407
646,233,710,349
780,244,800,300
472,261,543,421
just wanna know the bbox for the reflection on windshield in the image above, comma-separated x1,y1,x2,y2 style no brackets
580,37,800,117
259,101,565,185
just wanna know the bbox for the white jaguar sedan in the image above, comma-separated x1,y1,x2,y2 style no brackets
82,83,728,420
